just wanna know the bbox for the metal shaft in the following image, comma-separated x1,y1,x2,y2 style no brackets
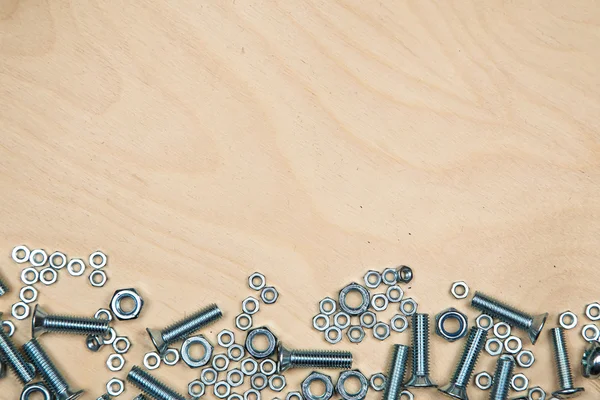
32,305,110,338
0,277,9,296
278,343,352,372
550,327,585,398
96,395,111,400
439,327,487,400
23,338,84,400
127,365,186,400
471,292,547,344
406,313,436,388
147,304,222,354
0,325,35,384
489,354,515,400
382,344,410,400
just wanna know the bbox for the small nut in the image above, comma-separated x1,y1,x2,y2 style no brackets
213,354,230,371
245,389,262,400
107,353,125,372
242,297,260,315
236,313,253,331
248,272,266,290
559,311,578,330
259,359,277,376
302,372,334,400
364,270,382,289
373,322,390,341
107,378,124,396
241,358,258,375
286,391,302,400
217,329,235,348
110,288,144,320
189,380,206,398
397,265,413,284
1,320,15,337
516,350,535,368
476,314,493,331
95,308,113,321
333,312,351,330
268,374,286,392
227,343,245,361
227,368,245,387
386,285,404,303
347,326,365,343
86,335,103,352
582,324,600,342
245,326,277,359
12,302,30,320
474,371,493,390
586,303,600,321
359,311,376,329
528,386,546,400
201,367,219,385
504,336,522,354
390,314,408,333
511,373,529,392
371,294,389,312
214,381,231,399
143,352,161,370
313,314,330,332
485,338,504,357
400,298,417,316
451,281,469,299
162,348,180,366
324,326,342,344
381,268,398,285
251,373,268,391
336,370,368,400
493,322,511,339
19,286,38,304
369,373,386,391
319,298,337,315
261,286,279,304
113,336,131,354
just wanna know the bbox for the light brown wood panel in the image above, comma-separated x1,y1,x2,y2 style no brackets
1,0,599,398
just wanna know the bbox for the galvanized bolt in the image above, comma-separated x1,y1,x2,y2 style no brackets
22,338,84,400
32,305,110,338
439,327,487,400
132,394,150,400
382,344,410,400
489,354,515,400
0,313,35,385
127,365,186,400
96,394,111,400
277,342,353,373
406,313,437,388
471,292,547,344
0,277,9,297
550,327,585,398
146,303,222,355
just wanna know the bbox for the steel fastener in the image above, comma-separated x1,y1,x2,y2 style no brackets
127,365,186,400
32,305,110,338
406,313,437,388
0,314,35,385
489,354,515,400
549,327,585,398
381,344,410,400
277,342,352,373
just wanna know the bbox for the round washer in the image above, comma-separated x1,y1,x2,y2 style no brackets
163,348,180,366
67,258,86,276
437,310,468,341
48,252,67,269
19,286,38,304
29,249,48,267
20,382,52,400
245,327,277,358
369,373,386,391
338,283,371,316
12,245,30,264
12,302,30,320
2,320,16,337
107,378,124,396
21,268,39,285
181,336,213,368
89,270,107,287
143,352,161,370
493,322,511,340
89,251,107,269
39,268,57,285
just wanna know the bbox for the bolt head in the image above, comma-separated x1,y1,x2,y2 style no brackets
527,313,548,344
438,382,468,400
146,328,167,355
582,341,600,379
56,388,85,400
277,342,292,373
31,304,49,338
552,387,585,399
405,374,437,388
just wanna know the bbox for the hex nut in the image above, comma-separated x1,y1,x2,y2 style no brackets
390,314,408,333
511,373,529,392
163,348,180,366
582,324,600,342
474,371,493,390
381,268,398,285
386,285,404,303
268,375,286,392
107,353,125,372
399,390,414,400
218,329,235,348
102,327,117,345
248,272,266,291
227,368,245,387
319,298,337,315
286,391,302,400
189,380,206,398
371,294,389,312
228,394,244,400
242,297,260,315
49,251,67,269
39,268,58,285
261,286,279,304
336,370,368,400
359,311,376,329
338,283,371,316
251,373,268,391
1,320,15,337
504,336,523,354
333,312,351,330
528,386,546,400
181,335,214,368
435,308,468,342
313,314,330,332
241,358,259,375
213,353,230,372
451,281,469,299
110,288,144,320
301,372,334,400
245,326,277,359
113,336,131,354
228,344,245,362
369,373,386,391
236,313,253,331
364,270,382,289
397,265,413,284
201,367,219,385
214,381,231,399
485,338,504,357
89,270,108,288
19,286,38,304
586,303,600,321
559,311,578,330
325,326,343,344
12,302,30,320
493,322,511,339
373,322,390,341
107,378,124,396
143,352,161,370
245,389,262,400
400,298,418,316
516,350,535,368
259,359,277,376
476,314,493,331
347,326,365,343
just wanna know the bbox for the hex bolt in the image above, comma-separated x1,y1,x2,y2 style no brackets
127,365,187,400
549,327,585,398
22,338,84,400
32,305,111,338
439,327,487,400
471,292,547,344
0,277,9,297
146,303,222,355
406,313,437,388
382,344,410,400
277,342,353,373
489,354,515,400
0,315,35,385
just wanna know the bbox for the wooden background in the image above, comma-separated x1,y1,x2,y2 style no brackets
1,1,599,398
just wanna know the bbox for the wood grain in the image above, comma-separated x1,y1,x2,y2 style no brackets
1,0,599,398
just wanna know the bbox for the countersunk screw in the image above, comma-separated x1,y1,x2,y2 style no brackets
146,303,222,355
489,354,515,400
549,327,585,398
406,313,437,388
277,342,353,372
0,313,35,385
32,304,111,338
22,338,84,400
439,327,488,400
471,292,547,344
127,365,186,400
382,344,410,400
0,277,9,297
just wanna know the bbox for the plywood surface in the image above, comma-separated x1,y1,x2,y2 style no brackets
1,0,599,398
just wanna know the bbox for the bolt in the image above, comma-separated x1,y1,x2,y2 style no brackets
406,313,437,388
127,365,187,400
133,395,150,400
277,342,353,373
550,327,585,398
22,338,84,400
489,354,515,400
471,292,547,344
582,341,600,379
146,303,222,355
439,327,488,400
32,304,110,338
381,344,410,400
0,277,9,297
96,394,111,400
0,313,35,385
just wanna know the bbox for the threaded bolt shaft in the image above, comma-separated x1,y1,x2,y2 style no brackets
0,277,9,297
278,343,352,372
382,344,410,400
549,327,585,397
23,338,83,400
147,304,222,354
0,328,35,385
489,354,515,400
32,305,110,338
471,292,547,344
406,313,436,388
439,327,487,400
127,365,186,400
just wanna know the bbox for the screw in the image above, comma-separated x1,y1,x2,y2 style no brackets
277,342,353,372
127,365,187,400
406,313,436,388
96,395,111,400
471,292,548,344
0,313,35,385
0,277,9,297
22,338,84,400
489,354,515,400
550,327,585,398
32,304,110,338
439,327,487,400
146,303,222,354
582,341,600,379
133,395,150,400
382,344,410,400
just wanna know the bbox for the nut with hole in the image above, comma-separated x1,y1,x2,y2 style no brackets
347,326,365,343
364,270,382,289
269,375,286,392
217,329,235,348
517,350,535,368
110,288,144,321
435,308,468,342
474,371,493,390
485,338,504,357
451,281,469,299
188,380,205,398
475,314,493,331
242,297,260,315
319,298,337,315
313,314,330,332
181,335,213,368
107,353,125,372
586,303,600,321
400,298,418,316
373,322,390,341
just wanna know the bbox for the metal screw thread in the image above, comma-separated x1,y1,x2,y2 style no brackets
550,327,575,389
288,349,353,369
42,314,110,336
411,313,431,376
161,304,222,344
96,394,111,400
133,395,150,400
0,330,35,384
23,338,72,397
0,278,9,296
451,327,487,387
489,355,515,400
382,344,410,400
127,365,187,400
471,292,532,330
